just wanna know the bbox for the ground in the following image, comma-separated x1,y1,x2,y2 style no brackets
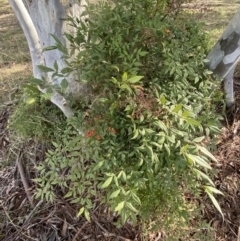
1,1,240,241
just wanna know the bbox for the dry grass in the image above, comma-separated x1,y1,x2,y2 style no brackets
186,0,240,48
0,0,32,107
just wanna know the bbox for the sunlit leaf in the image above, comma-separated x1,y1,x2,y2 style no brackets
115,201,125,212
131,129,139,140
193,136,205,143
172,104,182,113
198,146,217,162
127,76,144,84
122,72,128,82
205,186,224,219
164,143,170,156
84,208,91,222
101,176,113,189
186,154,211,169
109,189,121,199
193,168,214,186
25,97,37,104
183,117,201,126
126,202,138,213
154,120,168,133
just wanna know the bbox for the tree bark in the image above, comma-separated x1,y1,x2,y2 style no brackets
206,7,240,108
8,0,87,118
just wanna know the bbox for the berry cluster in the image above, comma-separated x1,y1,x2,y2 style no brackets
85,127,116,140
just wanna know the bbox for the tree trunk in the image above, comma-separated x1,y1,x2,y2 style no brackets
206,7,240,108
8,0,87,118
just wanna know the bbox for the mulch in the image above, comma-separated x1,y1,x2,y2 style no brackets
1,81,240,241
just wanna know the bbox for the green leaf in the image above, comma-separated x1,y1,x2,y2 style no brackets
42,46,58,52
182,111,190,117
50,34,62,45
183,117,201,126
131,192,141,205
109,189,121,199
120,83,132,93
46,87,53,95
204,70,213,75
205,186,224,219
64,191,73,199
172,104,182,113
122,72,128,82
33,178,44,183
146,145,154,161
115,201,125,212
77,207,85,217
193,168,214,186
193,136,205,143
111,77,118,84
139,51,148,56
122,171,127,182
127,76,144,84
205,185,224,195
101,176,113,189
198,146,217,162
113,176,119,187
25,97,37,104
186,154,211,169
37,65,54,73
131,129,139,140
160,95,166,105
209,125,221,134
93,160,104,171
84,208,91,222
111,65,120,72
61,67,72,74
171,128,184,136
164,143,170,156
133,62,142,67
60,78,69,89
126,202,138,213
166,134,175,143
52,141,59,148
121,209,127,224
53,60,58,71
154,120,168,133
150,142,162,150
30,78,44,85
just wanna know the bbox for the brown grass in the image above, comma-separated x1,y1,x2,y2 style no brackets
185,0,240,48
0,0,32,108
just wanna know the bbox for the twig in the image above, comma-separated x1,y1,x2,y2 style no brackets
72,221,89,241
23,200,43,226
16,151,34,208
0,201,37,241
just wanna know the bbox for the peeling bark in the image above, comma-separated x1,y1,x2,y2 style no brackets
207,7,240,108
8,0,87,118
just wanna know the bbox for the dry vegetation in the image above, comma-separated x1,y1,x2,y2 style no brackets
1,0,240,241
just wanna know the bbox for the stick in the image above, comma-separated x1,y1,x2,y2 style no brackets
16,151,34,208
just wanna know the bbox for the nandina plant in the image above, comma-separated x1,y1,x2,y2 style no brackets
34,0,223,235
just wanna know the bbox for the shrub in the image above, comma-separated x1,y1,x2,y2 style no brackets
34,0,223,235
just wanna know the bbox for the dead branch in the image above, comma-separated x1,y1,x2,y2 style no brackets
16,151,34,208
